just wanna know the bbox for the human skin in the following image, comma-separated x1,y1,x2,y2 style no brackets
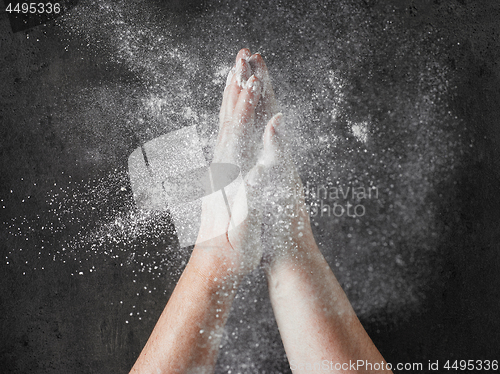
129,49,266,374
130,49,392,373
248,52,392,373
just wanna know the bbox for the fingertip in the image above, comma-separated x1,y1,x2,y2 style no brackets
262,112,284,151
236,58,251,87
241,48,251,59
269,113,283,132
248,52,263,64
247,52,267,76
246,75,261,94
236,48,251,63
263,117,276,148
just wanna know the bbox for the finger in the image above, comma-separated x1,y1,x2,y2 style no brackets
247,53,278,121
247,53,274,96
235,48,251,63
224,66,235,90
224,49,251,90
224,49,251,92
237,58,252,87
232,75,262,128
260,112,283,166
224,49,251,89
220,58,252,125
247,53,268,81
220,66,239,124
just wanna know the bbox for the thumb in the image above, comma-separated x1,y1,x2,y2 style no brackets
259,113,284,167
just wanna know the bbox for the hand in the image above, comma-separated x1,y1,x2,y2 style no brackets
214,49,279,175
195,49,266,276
229,50,315,269
196,49,314,276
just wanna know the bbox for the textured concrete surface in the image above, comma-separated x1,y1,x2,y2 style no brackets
1,0,499,373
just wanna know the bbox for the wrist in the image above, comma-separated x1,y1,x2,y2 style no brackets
264,232,320,278
190,244,245,289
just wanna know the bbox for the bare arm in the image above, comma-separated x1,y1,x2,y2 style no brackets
266,241,391,373
130,48,392,373
130,246,243,373
260,113,392,373
130,49,264,374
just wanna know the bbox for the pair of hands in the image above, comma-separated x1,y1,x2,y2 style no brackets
196,49,314,276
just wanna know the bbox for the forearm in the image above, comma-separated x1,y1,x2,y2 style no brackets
266,241,392,373
130,245,242,374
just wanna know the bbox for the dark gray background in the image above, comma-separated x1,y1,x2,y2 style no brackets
1,0,499,372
